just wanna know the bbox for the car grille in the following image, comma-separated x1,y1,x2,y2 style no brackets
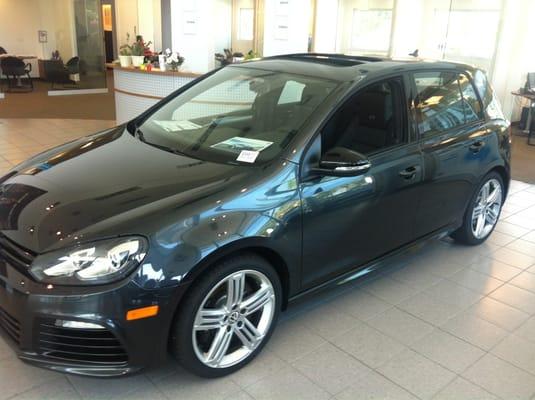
37,321,129,365
0,234,35,271
0,305,21,344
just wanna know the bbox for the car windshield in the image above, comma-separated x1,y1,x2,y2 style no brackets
135,66,339,164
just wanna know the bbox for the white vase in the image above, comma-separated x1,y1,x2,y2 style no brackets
131,56,145,67
158,55,166,71
119,55,131,67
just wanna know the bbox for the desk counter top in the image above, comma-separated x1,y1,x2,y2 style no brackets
106,63,202,78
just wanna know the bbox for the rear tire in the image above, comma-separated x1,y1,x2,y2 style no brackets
171,253,282,378
451,171,504,245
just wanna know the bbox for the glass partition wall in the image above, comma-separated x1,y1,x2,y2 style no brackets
72,0,107,90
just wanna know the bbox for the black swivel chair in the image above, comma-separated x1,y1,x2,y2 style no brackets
65,56,80,76
0,56,33,92
44,59,77,89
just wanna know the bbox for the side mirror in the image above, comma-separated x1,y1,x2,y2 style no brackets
312,147,371,177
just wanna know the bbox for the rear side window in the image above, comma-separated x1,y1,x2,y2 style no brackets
459,74,483,123
473,69,505,120
413,71,465,137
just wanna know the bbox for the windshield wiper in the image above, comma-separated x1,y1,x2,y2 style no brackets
135,128,188,157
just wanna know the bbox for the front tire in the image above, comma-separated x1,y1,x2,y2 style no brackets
171,253,282,378
451,171,504,245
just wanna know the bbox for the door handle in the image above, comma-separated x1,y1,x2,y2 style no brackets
469,141,485,153
399,166,418,180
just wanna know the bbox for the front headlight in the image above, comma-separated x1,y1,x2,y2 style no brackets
30,237,148,285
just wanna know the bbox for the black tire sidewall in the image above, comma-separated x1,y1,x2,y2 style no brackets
171,253,282,378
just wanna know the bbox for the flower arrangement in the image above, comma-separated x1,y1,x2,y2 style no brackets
164,48,185,71
132,36,152,57
51,50,62,61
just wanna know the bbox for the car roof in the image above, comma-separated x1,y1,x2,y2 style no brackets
231,53,479,83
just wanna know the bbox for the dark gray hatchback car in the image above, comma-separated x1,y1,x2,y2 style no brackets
0,54,510,378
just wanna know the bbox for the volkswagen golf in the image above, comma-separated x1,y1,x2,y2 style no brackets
0,53,510,378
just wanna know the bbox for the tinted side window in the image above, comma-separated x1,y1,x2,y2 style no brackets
459,74,482,123
413,72,464,137
474,69,505,120
321,79,406,156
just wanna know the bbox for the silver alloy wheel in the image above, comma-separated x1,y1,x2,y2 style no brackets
471,178,503,239
192,270,275,368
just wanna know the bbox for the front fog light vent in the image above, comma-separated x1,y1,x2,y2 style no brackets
55,320,105,330
39,319,129,365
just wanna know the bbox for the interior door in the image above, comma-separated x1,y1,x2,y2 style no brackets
232,0,255,55
299,77,423,289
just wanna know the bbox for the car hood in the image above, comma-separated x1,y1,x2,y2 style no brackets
0,127,251,253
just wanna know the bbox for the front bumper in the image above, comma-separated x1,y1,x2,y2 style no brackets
0,257,183,377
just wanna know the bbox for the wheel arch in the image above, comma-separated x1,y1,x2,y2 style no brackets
488,165,510,198
180,239,293,311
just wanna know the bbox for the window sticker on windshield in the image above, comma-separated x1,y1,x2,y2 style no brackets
237,150,260,163
153,120,202,132
211,137,273,152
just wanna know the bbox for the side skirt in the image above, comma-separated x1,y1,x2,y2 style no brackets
287,225,457,305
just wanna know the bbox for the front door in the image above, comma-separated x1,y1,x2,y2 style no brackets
299,77,423,289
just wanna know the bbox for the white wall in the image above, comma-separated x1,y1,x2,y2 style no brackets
262,0,310,57
115,0,140,49
171,0,231,73
314,0,338,53
214,0,232,53
492,0,535,120
115,0,163,52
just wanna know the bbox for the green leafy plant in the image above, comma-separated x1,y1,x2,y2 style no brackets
244,50,259,60
119,33,132,56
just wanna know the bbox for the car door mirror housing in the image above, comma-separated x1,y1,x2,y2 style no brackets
312,147,371,177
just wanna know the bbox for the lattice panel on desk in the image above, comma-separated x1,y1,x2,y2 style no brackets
114,70,194,98
115,92,159,124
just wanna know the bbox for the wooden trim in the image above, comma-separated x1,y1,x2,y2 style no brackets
114,88,164,100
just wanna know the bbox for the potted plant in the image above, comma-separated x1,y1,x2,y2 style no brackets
119,33,132,67
131,36,152,67
164,48,185,71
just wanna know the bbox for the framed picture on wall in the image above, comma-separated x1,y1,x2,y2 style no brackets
38,30,48,43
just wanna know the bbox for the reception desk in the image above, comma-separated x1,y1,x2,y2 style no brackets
108,64,202,124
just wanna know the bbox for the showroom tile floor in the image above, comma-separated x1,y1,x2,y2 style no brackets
1,119,535,399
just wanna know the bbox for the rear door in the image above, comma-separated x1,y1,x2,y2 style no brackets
411,70,490,237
